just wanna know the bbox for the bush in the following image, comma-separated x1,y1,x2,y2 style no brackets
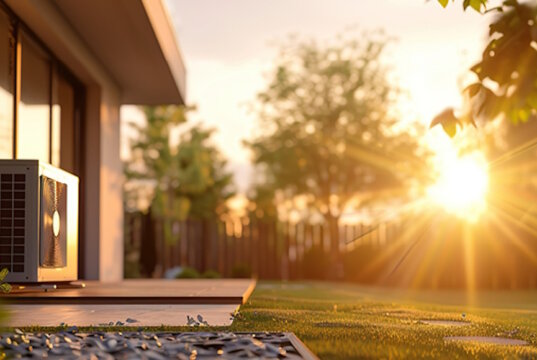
202,269,221,279
231,264,252,278
176,267,200,279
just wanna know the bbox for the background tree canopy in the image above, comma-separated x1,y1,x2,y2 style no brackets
246,33,425,269
432,0,537,137
125,106,234,244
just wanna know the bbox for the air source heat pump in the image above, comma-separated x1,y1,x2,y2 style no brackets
0,160,78,283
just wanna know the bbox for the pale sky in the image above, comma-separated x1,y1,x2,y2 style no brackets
122,0,491,192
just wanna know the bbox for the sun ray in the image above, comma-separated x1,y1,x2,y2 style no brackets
462,223,476,305
488,135,537,169
356,211,433,281
486,206,537,266
488,196,537,238
409,215,448,289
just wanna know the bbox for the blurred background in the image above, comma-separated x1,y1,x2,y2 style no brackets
121,0,537,289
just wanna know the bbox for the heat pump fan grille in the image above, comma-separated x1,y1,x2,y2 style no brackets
40,176,67,268
0,173,26,273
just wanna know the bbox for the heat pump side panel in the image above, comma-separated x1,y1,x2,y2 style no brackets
37,162,78,282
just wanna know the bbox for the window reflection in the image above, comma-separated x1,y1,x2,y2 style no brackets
1,13,81,173
52,68,75,172
17,32,50,163
0,9,13,158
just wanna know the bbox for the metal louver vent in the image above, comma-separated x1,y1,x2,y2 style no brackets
0,173,25,273
40,176,67,268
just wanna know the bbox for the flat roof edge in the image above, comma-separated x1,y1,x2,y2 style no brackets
141,0,186,104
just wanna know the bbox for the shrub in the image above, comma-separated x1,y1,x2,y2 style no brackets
176,267,200,279
202,269,221,279
231,264,252,278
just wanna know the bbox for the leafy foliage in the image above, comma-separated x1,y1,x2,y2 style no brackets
0,268,10,293
230,264,252,278
125,106,189,218
436,0,488,12
201,269,221,279
125,107,234,244
174,126,235,220
247,183,278,220
175,267,200,279
432,0,537,136
246,33,425,258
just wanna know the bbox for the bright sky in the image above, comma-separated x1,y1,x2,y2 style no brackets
121,0,491,192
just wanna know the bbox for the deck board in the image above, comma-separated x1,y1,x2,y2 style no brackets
3,279,256,305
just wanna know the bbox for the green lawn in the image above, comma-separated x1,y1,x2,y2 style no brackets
228,282,537,359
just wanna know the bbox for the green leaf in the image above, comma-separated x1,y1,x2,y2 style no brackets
464,83,482,97
0,282,11,293
441,121,458,138
519,108,530,123
464,0,486,12
438,0,449,8
430,108,459,137
470,0,483,12
0,268,8,281
470,63,484,80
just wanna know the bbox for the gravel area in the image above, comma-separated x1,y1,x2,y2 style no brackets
0,329,310,359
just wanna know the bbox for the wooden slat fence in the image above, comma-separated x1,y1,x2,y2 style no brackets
125,211,537,289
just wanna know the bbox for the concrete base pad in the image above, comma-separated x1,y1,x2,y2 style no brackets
3,279,256,327
6,304,239,327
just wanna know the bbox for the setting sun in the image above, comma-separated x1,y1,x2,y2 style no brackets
427,151,489,221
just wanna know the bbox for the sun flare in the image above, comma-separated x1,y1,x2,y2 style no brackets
427,151,489,222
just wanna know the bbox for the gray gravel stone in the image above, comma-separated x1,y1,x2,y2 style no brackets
0,331,308,359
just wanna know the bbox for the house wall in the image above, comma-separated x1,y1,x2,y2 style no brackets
5,0,124,281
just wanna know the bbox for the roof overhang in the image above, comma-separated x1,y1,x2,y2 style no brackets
51,0,186,105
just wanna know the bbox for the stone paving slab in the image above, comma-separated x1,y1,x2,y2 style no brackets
6,304,240,327
0,330,319,359
444,336,528,346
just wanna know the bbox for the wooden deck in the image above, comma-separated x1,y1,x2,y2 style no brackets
3,279,256,327
3,279,256,304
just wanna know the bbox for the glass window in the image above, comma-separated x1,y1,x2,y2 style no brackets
0,9,13,158
51,68,75,173
0,10,82,173
16,32,51,163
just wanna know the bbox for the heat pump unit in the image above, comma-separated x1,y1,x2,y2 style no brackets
0,160,78,283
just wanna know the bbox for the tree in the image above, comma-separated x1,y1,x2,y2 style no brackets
247,182,278,220
246,34,425,274
125,106,234,244
432,0,537,136
125,105,190,231
174,125,235,220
